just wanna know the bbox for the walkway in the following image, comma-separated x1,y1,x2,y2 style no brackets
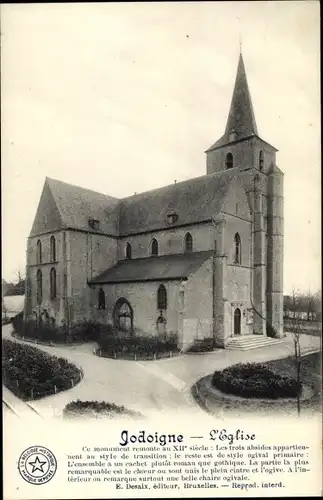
2,324,320,420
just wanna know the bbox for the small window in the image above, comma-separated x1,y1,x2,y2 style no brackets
36,240,42,264
167,213,178,224
225,152,233,169
88,218,100,230
50,236,56,262
184,232,193,253
259,150,264,171
157,284,167,310
50,268,57,299
125,242,132,260
151,238,159,256
234,233,241,264
98,288,106,310
37,269,42,305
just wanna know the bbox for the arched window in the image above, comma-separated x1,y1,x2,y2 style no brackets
225,152,233,169
125,242,132,260
98,288,105,309
36,269,42,305
157,284,167,310
50,268,57,299
151,238,159,256
259,150,264,171
234,233,241,264
184,232,193,253
50,236,56,262
36,240,42,264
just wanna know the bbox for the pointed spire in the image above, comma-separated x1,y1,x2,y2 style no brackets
224,53,258,140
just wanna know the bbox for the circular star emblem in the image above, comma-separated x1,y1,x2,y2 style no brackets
18,446,57,484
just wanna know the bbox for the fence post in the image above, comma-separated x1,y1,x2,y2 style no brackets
54,385,57,394
170,350,172,358
71,379,74,388
16,379,19,388
31,388,34,400
153,353,156,360
114,352,116,359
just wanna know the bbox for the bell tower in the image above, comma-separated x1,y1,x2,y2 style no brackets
206,52,284,339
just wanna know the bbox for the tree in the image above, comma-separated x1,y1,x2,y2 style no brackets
14,269,25,285
289,288,303,416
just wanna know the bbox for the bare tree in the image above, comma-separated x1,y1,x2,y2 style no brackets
290,288,303,416
15,269,25,284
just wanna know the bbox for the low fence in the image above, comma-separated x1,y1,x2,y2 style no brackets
3,369,84,401
95,347,178,361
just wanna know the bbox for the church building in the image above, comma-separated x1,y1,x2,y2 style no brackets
24,53,284,349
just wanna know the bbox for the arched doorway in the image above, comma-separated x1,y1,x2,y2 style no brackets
113,298,133,335
234,308,241,335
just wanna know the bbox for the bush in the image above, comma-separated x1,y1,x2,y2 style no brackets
63,399,142,419
2,339,81,400
97,332,179,359
12,313,105,344
212,362,302,399
186,338,215,353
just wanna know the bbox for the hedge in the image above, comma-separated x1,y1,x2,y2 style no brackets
63,400,142,419
97,333,179,360
2,339,82,400
12,312,111,344
212,362,302,399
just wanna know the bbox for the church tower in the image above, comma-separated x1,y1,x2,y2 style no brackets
206,52,284,338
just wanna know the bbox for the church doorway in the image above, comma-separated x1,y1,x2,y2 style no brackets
234,308,241,335
113,298,133,335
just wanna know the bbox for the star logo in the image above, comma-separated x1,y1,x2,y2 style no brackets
28,455,47,473
18,446,57,485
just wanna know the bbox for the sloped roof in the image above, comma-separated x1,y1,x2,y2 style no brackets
46,178,120,236
118,168,239,235
90,251,213,284
206,53,259,152
31,168,237,238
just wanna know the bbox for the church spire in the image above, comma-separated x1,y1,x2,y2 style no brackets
224,53,258,140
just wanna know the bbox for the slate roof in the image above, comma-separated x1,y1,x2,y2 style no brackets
90,251,213,284
118,168,239,235
32,168,239,237
206,53,259,152
46,178,120,236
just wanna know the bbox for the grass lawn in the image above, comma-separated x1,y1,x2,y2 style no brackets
192,351,322,418
284,320,322,337
2,339,82,401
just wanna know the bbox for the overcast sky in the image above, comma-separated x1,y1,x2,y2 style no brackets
1,1,320,294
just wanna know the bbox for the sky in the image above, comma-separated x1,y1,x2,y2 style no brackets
1,1,321,294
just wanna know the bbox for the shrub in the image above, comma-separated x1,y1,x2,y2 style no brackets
186,338,215,353
97,332,179,359
2,339,81,400
63,399,142,419
12,314,106,344
212,362,301,399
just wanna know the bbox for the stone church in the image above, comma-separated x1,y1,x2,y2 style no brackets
24,53,284,349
